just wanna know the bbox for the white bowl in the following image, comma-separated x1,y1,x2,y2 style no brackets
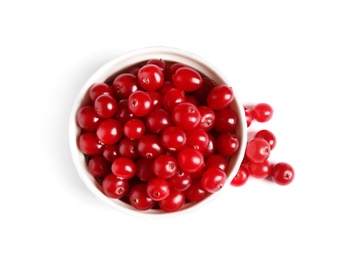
69,46,247,218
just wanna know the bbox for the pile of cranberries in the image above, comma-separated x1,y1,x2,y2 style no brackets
76,58,294,213
230,103,295,187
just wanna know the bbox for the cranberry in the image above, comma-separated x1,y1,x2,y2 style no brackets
207,84,234,110
201,167,227,193
173,66,202,92
128,90,153,117
94,94,117,118
102,174,129,199
177,148,204,174
146,177,170,201
271,162,295,185
159,190,185,212
137,64,164,91
112,73,139,100
172,102,201,131
89,83,113,102
231,165,249,187
245,138,271,163
252,103,273,122
129,183,155,210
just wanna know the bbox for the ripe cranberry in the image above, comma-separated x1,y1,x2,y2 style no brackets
128,90,153,117
145,109,173,133
111,157,136,179
146,178,170,201
252,103,273,122
102,144,120,162
213,107,238,133
215,132,240,157
96,118,123,145
177,148,204,173
89,83,113,102
162,88,186,111
185,178,207,202
271,162,295,185
102,174,129,199
254,129,276,150
168,171,192,192
115,100,134,124
201,167,227,193
147,59,166,71
78,131,104,156
207,84,234,110
172,102,201,131
161,126,186,151
173,66,202,92
137,134,164,159
118,138,139,159
77,106,101,131
152,154,178,179
231,165,249,187
88,155,111,179
148,91,163,110
129,183,155,210
205,154,229,172
197,106,215,131
135,157,156,182
159,190,185,212
185,129,209,152
112,73,139,100
248,160,271,179
94,94,118,118
123,118,146,140
137,64,164,91
245,138,271,163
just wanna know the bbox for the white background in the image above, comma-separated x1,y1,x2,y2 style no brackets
1,0,340,259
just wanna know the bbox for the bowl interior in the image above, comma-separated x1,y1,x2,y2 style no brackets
69,47,247,217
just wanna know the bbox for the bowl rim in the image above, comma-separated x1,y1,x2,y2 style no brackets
68,46,247,218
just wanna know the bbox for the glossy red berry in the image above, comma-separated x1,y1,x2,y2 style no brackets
102,174,129,199
89,83,113,102
185,129,209,152
128,90,152,117
146,177,170,201
111,157,136,179
254,129,276,150
94,94,118,118
252,103,273,122
213,107,238,133
129,183,155,211
159,190,185,212
137,64,164,91
201,167,226,193
231,165,249,187
207,84,234,110
152,154,178,179
215,132,240,157
96,118,123,145
77,106,101,131
271,162,295,185
123,118,146,140
185,178,207,202
248,160,271,179
112,73,139,100
177,148,204,173
88,155,111,179
205,154,229,172
161,126,186,151
137,134,164,159
172,102,201,131
173,66,202,92
245,138,271,163
78,131,104,156
168,171,192,192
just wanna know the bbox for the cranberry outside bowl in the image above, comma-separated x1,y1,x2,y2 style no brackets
69,46,247,218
